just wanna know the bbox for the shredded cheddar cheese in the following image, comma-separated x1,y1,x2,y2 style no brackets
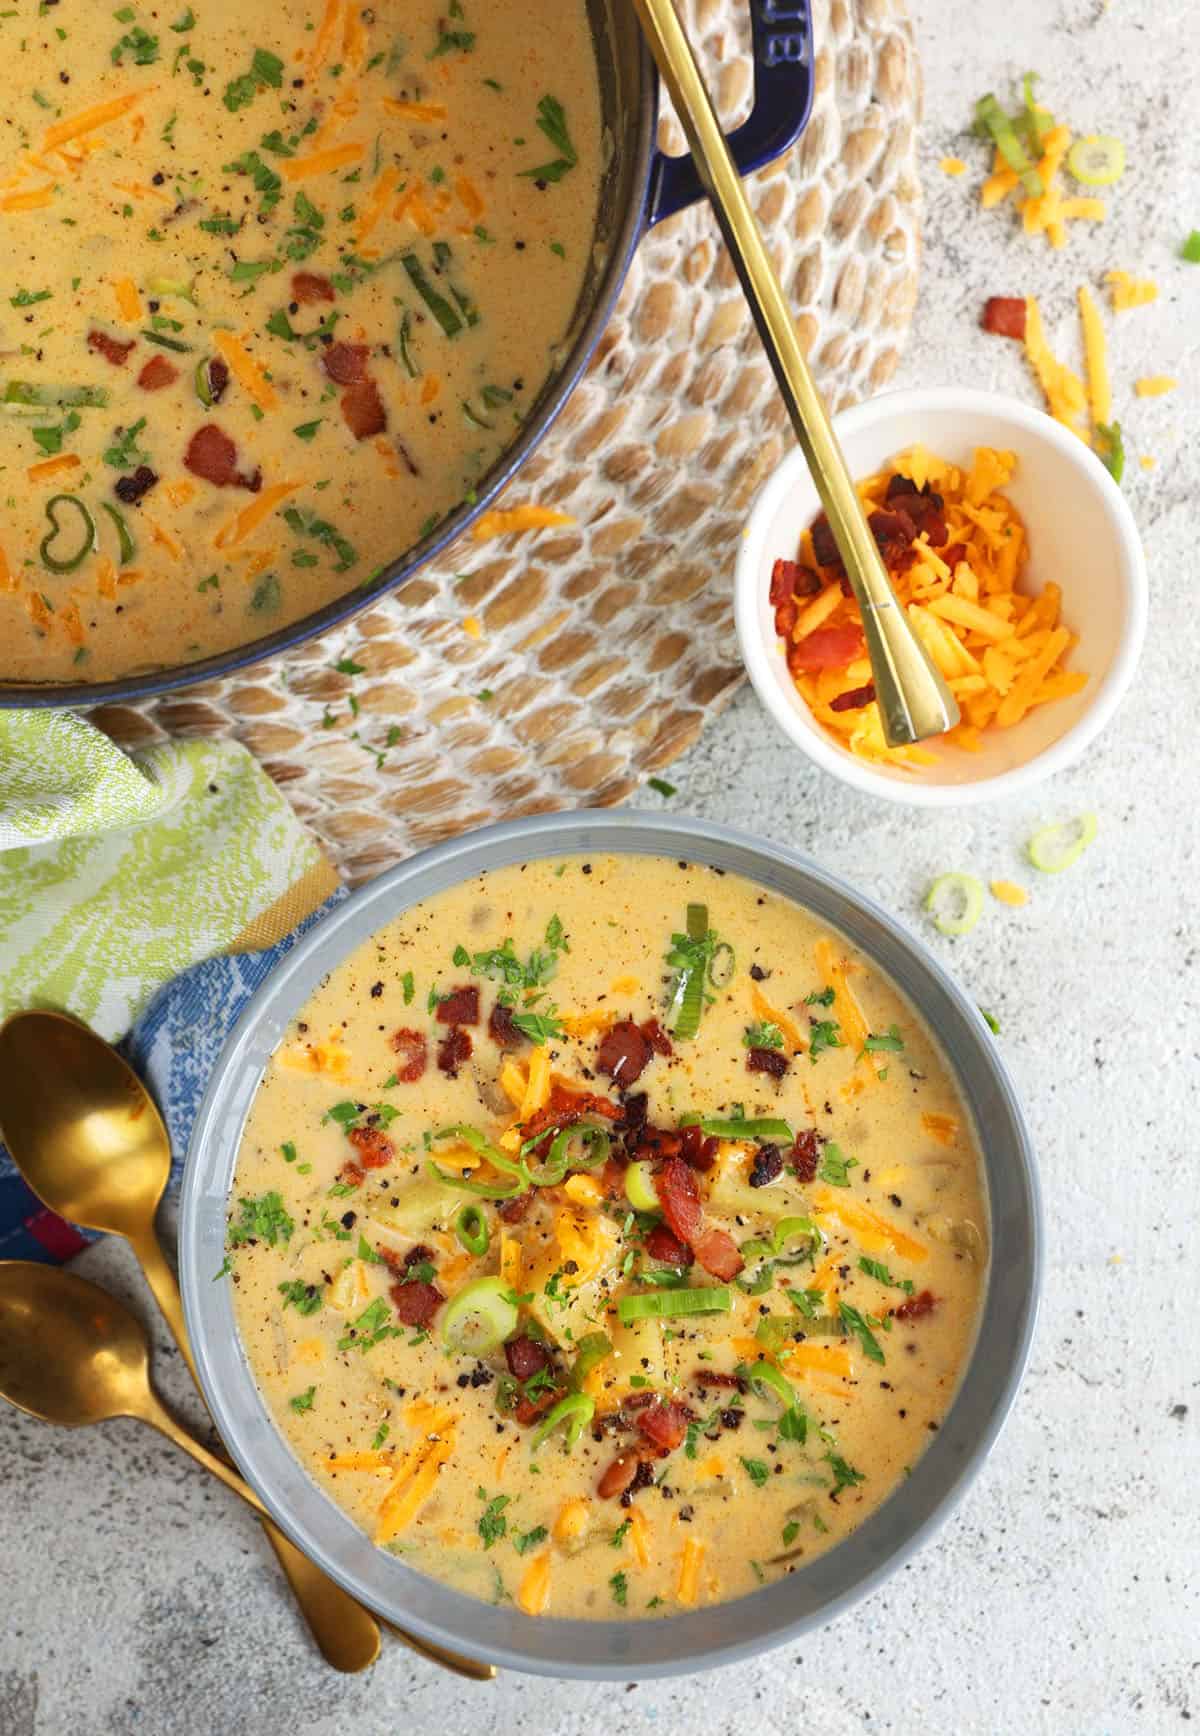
1105,270,1158,311
471,504,576,541
676,1538,705,1607
517,1549,552,1615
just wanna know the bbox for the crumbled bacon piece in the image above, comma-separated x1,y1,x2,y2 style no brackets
981,296,1027,340
643,1222,693,1267
388,1026,427,1083
774,595,798,640
322,341,369,384
504,1335,550,1380
389,1279,443,1327
596,1019,653,1088
640,1018,673,1058
339,1159,365,1188
830,682,876,713
746,1046,789,1080
340,377,387,441
137,354,179,391
518,1082,621,1146
113,465,158,505
655,1156,702,1246
787,623,864,676
692,1369,745,1391
436,985,480,1026
809,513,843,571
207,357,230,404
894,1289,937,1321
678,1123,719,1172
693,1227,743,1282
748,1143,784,1187
436,1026,472,1077
791,1127,821,1182
497,1189,533,1223
292,271,335,305
87,329,135,367
488,1000,523,1049
868,508,917,556
514,1385,561,1426
636,1399,690,1453
347,1124,394,1169
183,422,261,491
403,1243,434,1270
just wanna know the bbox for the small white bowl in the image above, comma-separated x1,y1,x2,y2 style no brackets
734,387,1148,806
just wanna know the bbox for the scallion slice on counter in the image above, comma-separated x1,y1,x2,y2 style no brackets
1095,421,1125,484
1182,231,1200,264
440,1277,518,1356
1019,72,1053,151
617,1285,733,1325
530,1392,594,1452
39,494,96,574
923,872,985,937
454,1202,490,1257
1026,813,1097,874
974,92,1044,198
1067,134,1125,188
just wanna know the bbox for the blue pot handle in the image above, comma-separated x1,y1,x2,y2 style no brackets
646,0,815,228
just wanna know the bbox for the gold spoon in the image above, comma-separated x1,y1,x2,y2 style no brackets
0,1009,494,1683
632,0,959,749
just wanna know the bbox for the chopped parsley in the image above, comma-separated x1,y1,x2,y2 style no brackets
816,1141,857,1187
10,288,51,308
740,1456,770,1487
743,1020,784,1050
283,504,357,572
371,1421,390,1450
227,1190,293,1247
102,417,149,471
825,1450,866,1499
401,970,415,1005
807,1019,842,1061
837,1300,885,1364
519,94,577,183
112,24,159,66
610,1519,632,1548
512,1524,548,1556
337,1297,402,1354
647,776,676,797
476,1487,510,1549
277,1279,324,1316
289,1385,316,1414
862,1023,905,1055
858,1256,915,1294
609,1570,629,1607
804,985,835,1008
224,46,285,112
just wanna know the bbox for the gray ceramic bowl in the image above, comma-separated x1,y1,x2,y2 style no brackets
179,811,1041,1679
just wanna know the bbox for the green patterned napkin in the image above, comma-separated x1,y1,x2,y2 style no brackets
0,712,339,1041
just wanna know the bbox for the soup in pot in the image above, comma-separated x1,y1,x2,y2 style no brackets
0,0,601,683
225,854,989,1620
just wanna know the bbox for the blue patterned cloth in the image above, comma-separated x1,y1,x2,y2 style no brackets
0,889,347,1263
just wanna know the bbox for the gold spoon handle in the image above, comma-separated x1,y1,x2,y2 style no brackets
127,1229,493,1682
631,0,959,748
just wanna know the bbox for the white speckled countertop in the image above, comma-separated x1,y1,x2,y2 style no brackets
2,2,1196,1731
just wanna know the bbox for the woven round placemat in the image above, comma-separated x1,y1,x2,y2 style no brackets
89,0,922,885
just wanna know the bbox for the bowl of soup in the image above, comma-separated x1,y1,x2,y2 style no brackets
179,809,1040,1678
0,2,813,704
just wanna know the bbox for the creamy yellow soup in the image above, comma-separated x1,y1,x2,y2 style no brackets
227,855,988,1620
0,0,600,683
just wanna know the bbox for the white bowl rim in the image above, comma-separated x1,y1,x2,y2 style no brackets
734,385,1149,808
179,808,1042,1679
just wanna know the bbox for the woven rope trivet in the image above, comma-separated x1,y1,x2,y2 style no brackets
89,0,922,885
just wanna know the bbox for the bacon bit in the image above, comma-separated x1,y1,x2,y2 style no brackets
505,1335,550,1380
184,423,262,491
514,1385,561,1427
643,1223,693,1268
693,1227,743,1281
771,557,816,603
787,623,865,676
390,1279,443,1327
113,465,158,505
595,1019,653,1088
87,329,136,367
640,1017,673,1058
341,377,387,440
436,985,480,1026
597,1451,642,1500
894,1288,937,1321
655,1156,702,1246
207,357,230,404
809,514,842,572
746,1046,789,1080
830,682,877,713
388,1026,428,1083
981,296,1028,340
292,271,335,304
340,1159,365,1188
791,1128,821,1183
678,1123,719,1173
692,1368,744,1391
518,1082,622,1145
748,1144,784,1187
136,354,179,391
322,340,369,384
347,1125,395,1169
436,1026,473,1078
488,1001,524,1049
636,1399,690,1453
497,1189,533,1224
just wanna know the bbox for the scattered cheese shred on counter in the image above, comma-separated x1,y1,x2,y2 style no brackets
1077,284,1112,427
940,157,967,176
1022,296,1088,435
990,879,1029,906
1105,270,1159,311
471,504,575,542
773,445,1088,768
1134,376,1177,398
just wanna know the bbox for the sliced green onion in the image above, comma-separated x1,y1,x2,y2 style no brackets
923,872,985,937
99,501,135,564
401,251,463,337
141,329,192,353
708,940,735,988
425,1159,520,1201
568,1331,612,1392
440,1276,518,1356
753,1314,792,1350
530,1391,594,1452
1026,813,1097,874
194,356,218,407
397,309,419,377
433,1125,532,1189
1181,230,1200,264
147,273,197,303
665,902,709,1040
975,92,1043,198
1020,72,1053,150
699,1116,793,1141
747,1360,796,1410
1095,421,1125,484
773,1216,821,1253
617,1285,733,1324
39,494,96,574
454,1202,490,1257
1067,134,1125,188
5,380,109,409
624,1160,659,1213
527,1123,610,1187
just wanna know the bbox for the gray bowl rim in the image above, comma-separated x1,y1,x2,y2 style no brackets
179,808,1042,1680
